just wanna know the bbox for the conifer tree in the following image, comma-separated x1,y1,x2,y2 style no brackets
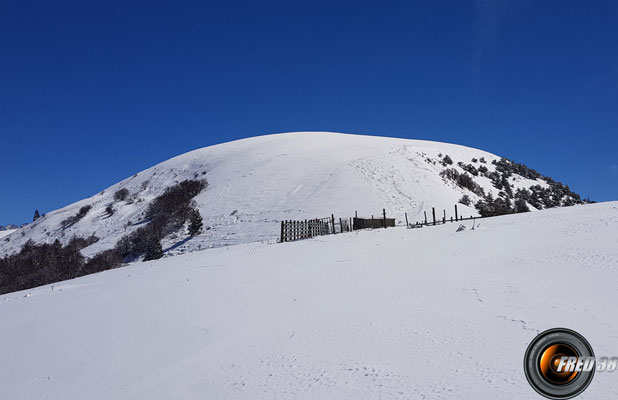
143,236,163,261
188,209,203,237
33,209,40,222
458,195,471,206
515,198,530,213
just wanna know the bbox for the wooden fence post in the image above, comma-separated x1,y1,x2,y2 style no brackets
455,204,458,221
443,209,446,224
405,212,409,227
424,211,428,225
349,217,353,231
432,207,436,226
281,221,285,242
331,214,336,234
383,208,387,228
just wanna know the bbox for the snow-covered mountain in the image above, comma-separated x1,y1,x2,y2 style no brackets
0,229,16,240
0,132,583,258
2,201,617,399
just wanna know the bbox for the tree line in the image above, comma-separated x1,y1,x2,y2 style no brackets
0,179,207,295
437,155,588,218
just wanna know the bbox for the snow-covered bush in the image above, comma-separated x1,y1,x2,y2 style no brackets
60,205,92,229
458,162,479,176
440,168,485,197
459,195,472,206
113,188,130,201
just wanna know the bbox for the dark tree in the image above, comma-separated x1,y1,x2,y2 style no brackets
494,195,512,215
459,162,479,176
458,195,472,206
113,188,130,201
440,168,484,197
0,235,100,295
440,167,459,181
501,177,513,197
143,236,163,261
475,193,496,217
60,205,92,229
188,209,203,237
33,210,40,222
105,205,114,216
456,173,484,196
514,198,530,213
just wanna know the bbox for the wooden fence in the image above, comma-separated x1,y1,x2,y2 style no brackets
353,217,395,230
280,209,389,243
405,204,484,228
279,204,523,242
280,217,333,242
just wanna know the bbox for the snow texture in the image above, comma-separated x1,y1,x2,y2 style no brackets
0,229,16,239
1,201,617,399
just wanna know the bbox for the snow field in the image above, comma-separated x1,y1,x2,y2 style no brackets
1,202,617,399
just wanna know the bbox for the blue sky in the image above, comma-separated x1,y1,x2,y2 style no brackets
1,1,617,224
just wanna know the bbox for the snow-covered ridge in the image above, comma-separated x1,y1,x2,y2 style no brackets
0,230,16,240
0,132,581,258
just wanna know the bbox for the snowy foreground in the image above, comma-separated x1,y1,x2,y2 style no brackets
2,202,618,399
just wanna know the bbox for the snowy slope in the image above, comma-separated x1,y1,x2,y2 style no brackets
1,202,617,399
0,229,16,239
0,132,557,258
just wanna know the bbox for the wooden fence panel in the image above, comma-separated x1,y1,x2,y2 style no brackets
281,217,333,242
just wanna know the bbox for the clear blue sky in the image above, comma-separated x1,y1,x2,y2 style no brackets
1,1,617,224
